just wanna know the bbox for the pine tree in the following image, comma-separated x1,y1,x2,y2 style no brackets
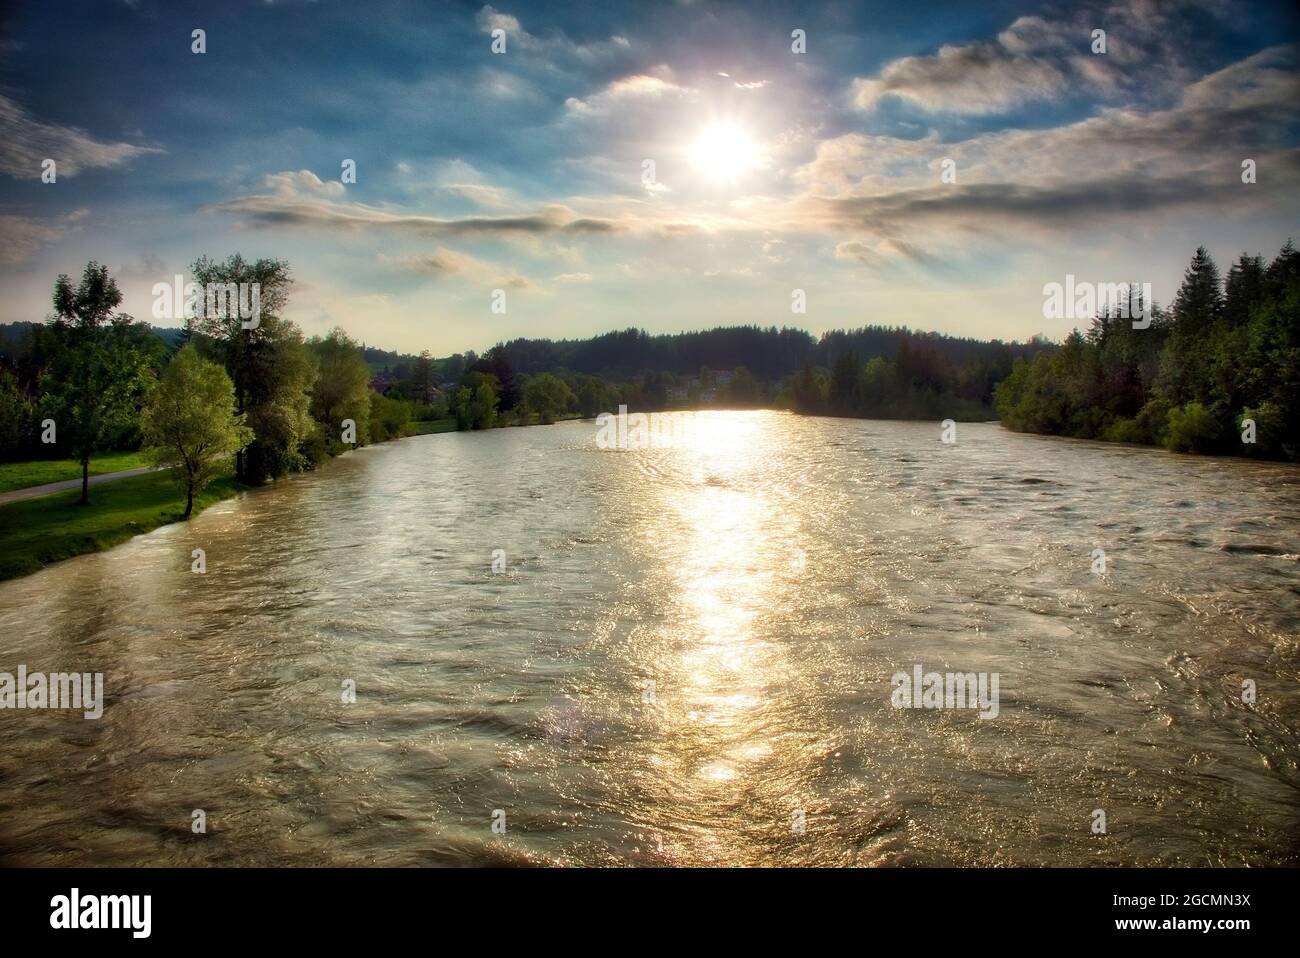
1223,253,1266,328
1171,246,1223,333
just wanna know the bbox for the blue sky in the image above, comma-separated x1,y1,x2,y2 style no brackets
1,0,1298,354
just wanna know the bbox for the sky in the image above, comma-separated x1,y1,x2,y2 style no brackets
1,0,1298,355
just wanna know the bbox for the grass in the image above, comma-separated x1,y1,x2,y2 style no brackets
406,418,457,436
0,461,243,582
0,450,155,494
0,424,460,583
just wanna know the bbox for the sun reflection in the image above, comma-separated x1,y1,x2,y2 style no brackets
661,414,791,781
617,411,826,863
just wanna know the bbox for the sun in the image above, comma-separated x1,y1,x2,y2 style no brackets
688,122,761,181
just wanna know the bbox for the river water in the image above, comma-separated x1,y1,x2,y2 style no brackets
1,411,1297,866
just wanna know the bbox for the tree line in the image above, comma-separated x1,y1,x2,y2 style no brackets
996,242,1299,460
4,241,1294,497
0,256,428,512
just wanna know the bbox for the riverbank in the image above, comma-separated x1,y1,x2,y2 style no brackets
0,450,154,494
0,462,244,582
0,419,457,582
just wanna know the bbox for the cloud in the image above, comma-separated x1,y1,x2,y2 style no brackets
475,5,631,62
208,169,713,239
852,39,1069,114
444,183,511,207
0,94,161,178
848,5,1226,114
0,209,87,264
208,171,625,237
801,44,1300,249
384,247,538,290
266,169,346,198
553,272,592,283
205,39,1299,281
565,67,694,115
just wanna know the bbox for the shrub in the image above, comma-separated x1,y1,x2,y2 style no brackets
1164,402,1222,453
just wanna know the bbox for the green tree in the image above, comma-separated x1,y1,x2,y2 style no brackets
452,371,499,430
522,372,575,424
43,262,156,503
572,374,618,418
413,350,435,404
309,328,372,450
829,352,861,414
0,369,35,459
142,345,252,518
721,366,762,406
187,255,315,482
368,392,413,441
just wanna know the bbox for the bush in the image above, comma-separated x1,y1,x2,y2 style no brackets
1101,418,1142,444
368,393,413,441
1164,402,1222,453
1238,402,1285,458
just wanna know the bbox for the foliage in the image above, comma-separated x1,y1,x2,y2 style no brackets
187,254,317,482
41,263,158,502
522,372,576,424
309,327,372,452
368,392,412,442
997,242,1299,460
451,371,499,430
141,345,252,517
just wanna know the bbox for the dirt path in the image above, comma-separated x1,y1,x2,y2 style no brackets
0,466,162,506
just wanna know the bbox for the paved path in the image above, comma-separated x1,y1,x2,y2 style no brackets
0,466,162,506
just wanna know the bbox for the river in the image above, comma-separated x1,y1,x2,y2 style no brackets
1,411,1297,865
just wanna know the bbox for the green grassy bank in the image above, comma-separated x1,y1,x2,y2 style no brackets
0,463,242,582
0,450,155,494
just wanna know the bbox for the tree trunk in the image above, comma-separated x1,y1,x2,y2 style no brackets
183,483,194,519
79,456,89,504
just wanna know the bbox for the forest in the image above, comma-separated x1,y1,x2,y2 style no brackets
996,242,1299,460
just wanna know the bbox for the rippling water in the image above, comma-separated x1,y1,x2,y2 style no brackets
1,411,1298,866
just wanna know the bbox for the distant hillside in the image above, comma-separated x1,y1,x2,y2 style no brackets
483,324,1045,381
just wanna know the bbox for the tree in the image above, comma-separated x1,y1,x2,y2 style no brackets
1223,253,1266,328
0,369,34,459
721,366,762,406
829,352,861,414
522,372,575,424
1171,246,1224,332
187,255,315,482
142,345,252,518
309,328,371,450
368,392,413,441
452,371,499,429
43,262,156,503
572,374,618,418
413,350,435,405
1158,247,1223,405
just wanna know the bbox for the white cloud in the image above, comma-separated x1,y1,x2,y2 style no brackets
0,95,161,178
383,247,538,291
0,209,87,264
